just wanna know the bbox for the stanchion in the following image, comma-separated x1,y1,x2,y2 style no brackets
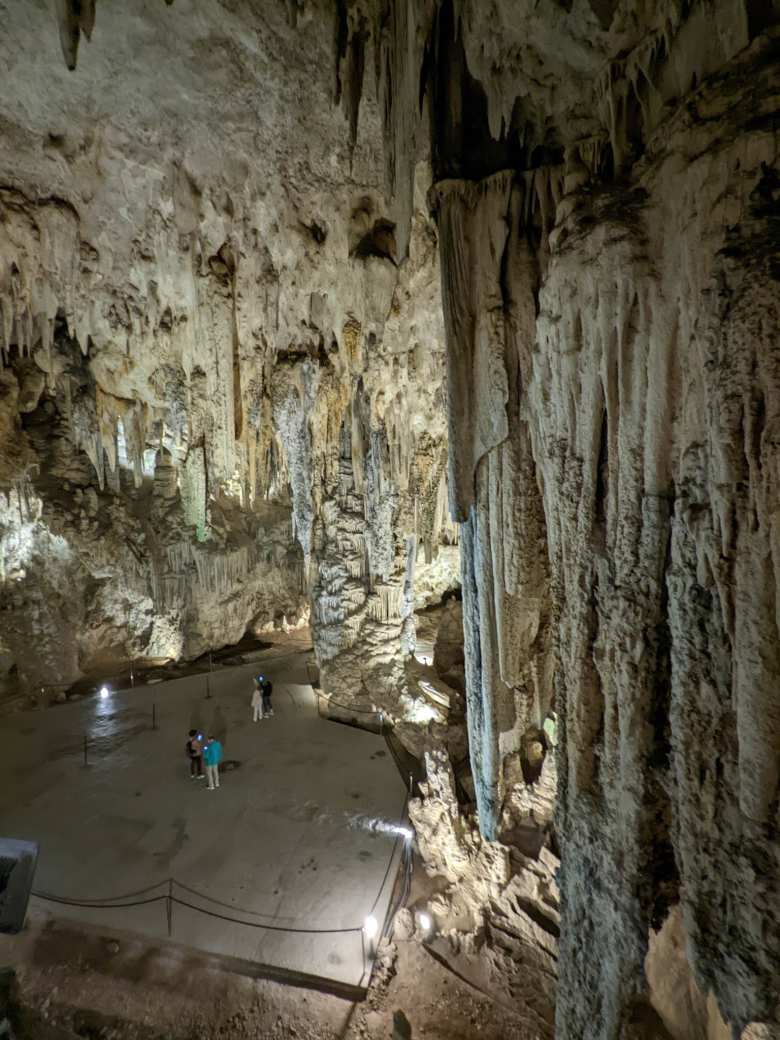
166,879,173,938
408,771,413,795
130,659,135,689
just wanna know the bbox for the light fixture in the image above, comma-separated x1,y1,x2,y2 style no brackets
363,914,378,940
418,911,432,934
392,825,413,841
99,686,110,700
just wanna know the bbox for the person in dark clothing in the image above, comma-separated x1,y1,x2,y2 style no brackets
187,729,204,778
257,675,274,718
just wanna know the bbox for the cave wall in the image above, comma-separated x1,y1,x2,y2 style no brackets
423,14,780,1040
338,0,780,1035
0,1,457,705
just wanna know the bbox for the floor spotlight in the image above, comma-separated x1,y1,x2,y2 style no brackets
99,686,110,700
418,911,433,934
363,914,378,940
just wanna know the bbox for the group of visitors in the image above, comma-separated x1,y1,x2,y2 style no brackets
251,674,274,721
186,730,223,789
184,674,274,791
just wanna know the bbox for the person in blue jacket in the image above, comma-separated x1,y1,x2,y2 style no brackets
203,734,223,790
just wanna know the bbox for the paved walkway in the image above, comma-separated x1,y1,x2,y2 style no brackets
0,651,407,986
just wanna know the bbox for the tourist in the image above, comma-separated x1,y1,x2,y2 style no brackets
251,678,263,722
186,729,204,779
261,675,274,718
203,734,223,790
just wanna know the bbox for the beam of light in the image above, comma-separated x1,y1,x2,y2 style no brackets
345,813,413,840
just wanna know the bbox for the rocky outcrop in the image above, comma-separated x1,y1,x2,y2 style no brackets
335,1,780,1035
2,4,780,1040
410,749,559,1037
0,2,457,706
420,12,780,1040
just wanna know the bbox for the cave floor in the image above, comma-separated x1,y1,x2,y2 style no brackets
0,649,407,987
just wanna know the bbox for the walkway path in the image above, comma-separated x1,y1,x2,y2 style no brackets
0,650,407,986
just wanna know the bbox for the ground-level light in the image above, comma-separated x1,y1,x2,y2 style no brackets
418,911,432,934
99,686,110,700
363,914,378,940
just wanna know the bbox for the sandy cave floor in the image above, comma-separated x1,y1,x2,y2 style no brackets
0,910,542,1040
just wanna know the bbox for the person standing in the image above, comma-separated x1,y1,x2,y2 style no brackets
261,675,274,718
203,734,223,790
251,678,263,722
187,729,204,779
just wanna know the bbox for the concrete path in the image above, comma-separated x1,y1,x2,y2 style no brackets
0,651,407,986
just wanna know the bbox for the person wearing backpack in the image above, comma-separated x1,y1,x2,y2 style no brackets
203,734,223,790
251,678,263,722
186,729,204,779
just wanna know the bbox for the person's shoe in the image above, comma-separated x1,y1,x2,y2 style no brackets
197,774,205,779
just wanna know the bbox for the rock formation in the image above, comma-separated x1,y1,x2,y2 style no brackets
0,3,457,709
1,2,779,1039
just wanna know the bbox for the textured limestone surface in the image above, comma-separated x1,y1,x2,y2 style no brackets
0,1,457,708
337,1,780,1036
2,3,780,1040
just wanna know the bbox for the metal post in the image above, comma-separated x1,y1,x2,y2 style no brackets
130,659,135,688
166,879,173,938
379,711,384,736
209,651,213,672
408,771,414,796
83,734,88,767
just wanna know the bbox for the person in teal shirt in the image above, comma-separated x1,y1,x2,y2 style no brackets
203,734,223,790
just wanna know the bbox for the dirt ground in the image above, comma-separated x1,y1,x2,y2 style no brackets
1,903,541,1040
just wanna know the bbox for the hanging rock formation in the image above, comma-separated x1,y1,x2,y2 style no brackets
0,2,457,705
337,1,780,1036
1,3,780,1040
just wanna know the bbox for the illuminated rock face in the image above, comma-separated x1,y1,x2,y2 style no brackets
2,3,780,1038
0,3,455,708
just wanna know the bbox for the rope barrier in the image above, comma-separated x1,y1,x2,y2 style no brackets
31,800,413,938
33,893,167,910
168,897,362,935
31,880,169,905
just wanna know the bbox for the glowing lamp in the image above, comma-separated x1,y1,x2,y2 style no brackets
99,686,110,700
363,915,379,940
418,912,432,933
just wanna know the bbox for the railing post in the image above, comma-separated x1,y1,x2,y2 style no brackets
130,659,135,688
